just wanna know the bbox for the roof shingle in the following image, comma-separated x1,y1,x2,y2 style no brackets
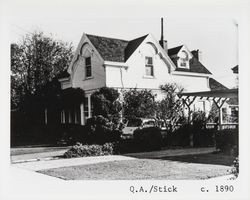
209,78,228,91
87,34,129,62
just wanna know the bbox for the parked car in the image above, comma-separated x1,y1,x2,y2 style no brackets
121,118,157,139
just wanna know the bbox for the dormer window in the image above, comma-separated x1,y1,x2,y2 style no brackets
178,50,189,68
145,56,154,76
85,57,92,78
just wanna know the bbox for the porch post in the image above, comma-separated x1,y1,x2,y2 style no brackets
68,109,72,123
44,108,48,125
61,110,65,123
88,95,92,118
74,107,78,124
80,103,84,125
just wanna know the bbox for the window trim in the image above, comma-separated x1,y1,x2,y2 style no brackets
145,56,154,77
85,57,92,78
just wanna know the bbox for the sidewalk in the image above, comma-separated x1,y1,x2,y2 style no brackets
11,147,216,171
12,155,136,171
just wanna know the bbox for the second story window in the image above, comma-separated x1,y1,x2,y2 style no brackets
145,56,154,76
85,57,92,78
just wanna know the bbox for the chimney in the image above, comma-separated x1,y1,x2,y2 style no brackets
191,49,202,61
159,17,168,53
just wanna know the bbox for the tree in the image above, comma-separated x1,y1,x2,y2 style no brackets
11,31,73,110
91,87,122,122
123,89,156,120
156,83,185,129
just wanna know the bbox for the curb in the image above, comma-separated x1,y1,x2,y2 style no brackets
11,156,60,164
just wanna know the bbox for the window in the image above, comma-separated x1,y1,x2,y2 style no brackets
178,50,189,68
145,56,154,76
85,57,92,78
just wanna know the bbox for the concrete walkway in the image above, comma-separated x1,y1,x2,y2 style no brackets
11,150,67,163
12,147,216,171
12,155,136,171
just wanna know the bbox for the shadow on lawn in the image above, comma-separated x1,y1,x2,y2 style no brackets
128,153,235,166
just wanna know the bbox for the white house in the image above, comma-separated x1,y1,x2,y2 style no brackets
58,32,227,125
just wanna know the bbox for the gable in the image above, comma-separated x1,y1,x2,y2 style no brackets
168,45,212,75
124,34,148,61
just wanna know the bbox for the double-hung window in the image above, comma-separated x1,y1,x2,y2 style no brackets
85,57,92,78
145,56,154,76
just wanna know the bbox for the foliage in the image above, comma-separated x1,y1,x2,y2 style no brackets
162,123,215,148
63,142,116,158
156,83,185,130
215,129,238,155
192,111,207,129
230,157,239,179
91,87,122,124
123,89,156,120
208,102,219,123
133,127,162,151
86,115,122,144
11,31,73,110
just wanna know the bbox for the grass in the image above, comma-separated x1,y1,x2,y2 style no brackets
38,153,233,180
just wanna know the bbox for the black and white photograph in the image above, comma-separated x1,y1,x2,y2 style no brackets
1,0,250,200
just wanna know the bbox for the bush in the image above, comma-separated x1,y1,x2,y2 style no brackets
230,157,239,179
215,129,238,155
162,124,215,148
63,142,116,158
133,127,162,151
86,115,122,144
164,124,191,147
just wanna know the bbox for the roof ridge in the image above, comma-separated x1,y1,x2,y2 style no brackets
168,45,183,50
86,34,129,42
128,34,149,42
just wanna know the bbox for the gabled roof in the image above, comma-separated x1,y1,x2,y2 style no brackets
125,34,148,61
209,78,228,91
168,45,183,56
86,34,129,62
86,34,148,62
170,56,212,74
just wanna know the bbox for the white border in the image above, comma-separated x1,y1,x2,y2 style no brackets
1,0,250,200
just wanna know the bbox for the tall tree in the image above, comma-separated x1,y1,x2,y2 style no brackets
123,89,156,120
11,31,73,109
156,83,185,128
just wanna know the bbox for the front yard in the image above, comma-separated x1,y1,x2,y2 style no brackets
38,153,234,180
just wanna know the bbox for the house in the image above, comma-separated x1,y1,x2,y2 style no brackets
57,29,227,125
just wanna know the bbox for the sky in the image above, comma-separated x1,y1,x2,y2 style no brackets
8,1,238,88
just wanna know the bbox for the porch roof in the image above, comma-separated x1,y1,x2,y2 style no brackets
178,88,238,99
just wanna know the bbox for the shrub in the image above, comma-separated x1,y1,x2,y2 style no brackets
86,115,122,144
192,111,207,129
162,123,215,148
215,129,238,155
63,142,116,158
133,127,162,151
164,124,191,147
230,157,239,179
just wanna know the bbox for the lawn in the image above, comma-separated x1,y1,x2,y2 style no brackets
38,153,234,180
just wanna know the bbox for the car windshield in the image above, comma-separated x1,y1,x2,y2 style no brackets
127,119,142,127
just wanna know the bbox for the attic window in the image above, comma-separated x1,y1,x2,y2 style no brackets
178,50,189,68
85,57,92,78
145,56,154,76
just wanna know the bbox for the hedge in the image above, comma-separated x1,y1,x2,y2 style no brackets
63,142,117,158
